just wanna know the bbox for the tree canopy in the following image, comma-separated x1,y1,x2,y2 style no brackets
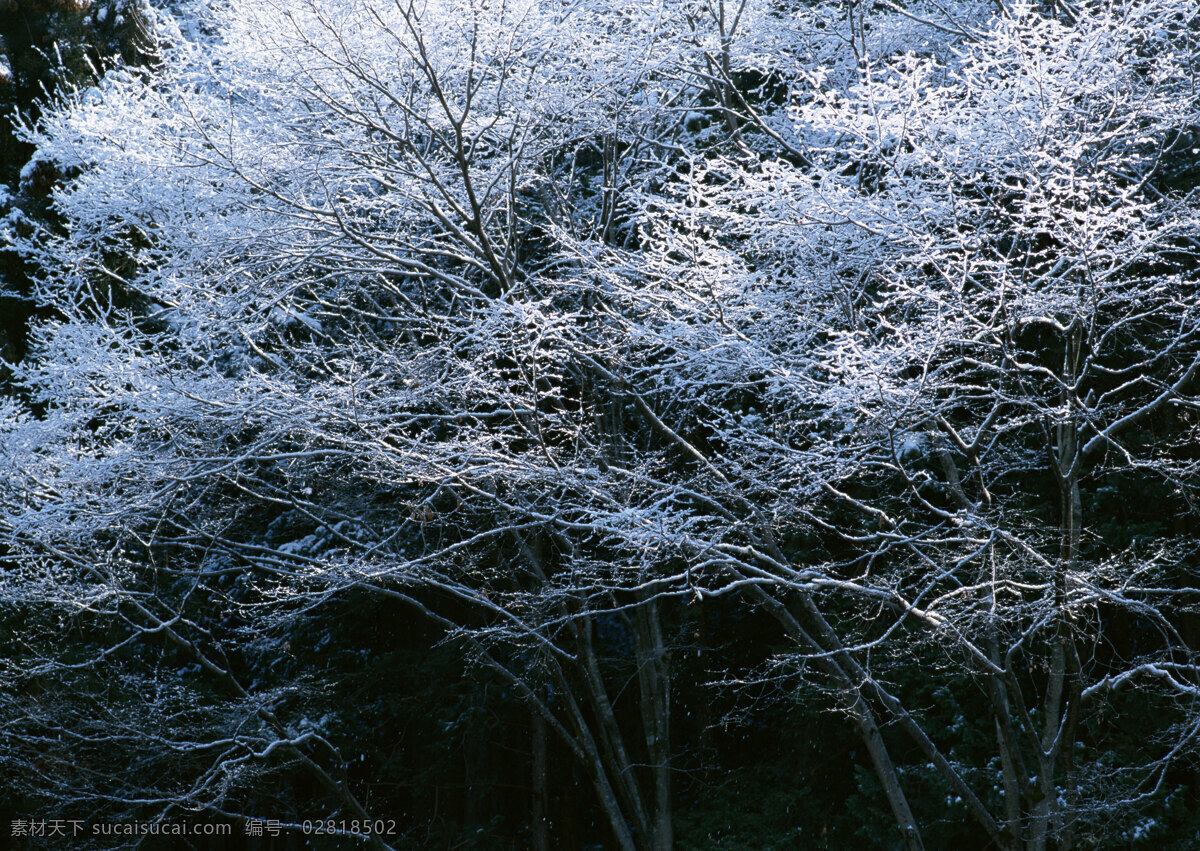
2,0,1199,848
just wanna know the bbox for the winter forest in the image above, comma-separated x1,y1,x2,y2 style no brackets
1,0,1199,848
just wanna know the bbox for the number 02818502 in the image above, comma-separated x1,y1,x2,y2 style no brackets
301,820,398,836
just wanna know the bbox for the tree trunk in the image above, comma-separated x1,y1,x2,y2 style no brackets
633,595,673,850
742,584,926,850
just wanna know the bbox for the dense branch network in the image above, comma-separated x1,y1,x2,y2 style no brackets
1,0,1198,848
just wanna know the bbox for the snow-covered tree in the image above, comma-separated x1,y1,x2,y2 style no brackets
2,0,706,845
2,0,1199,847
621,1,1200,846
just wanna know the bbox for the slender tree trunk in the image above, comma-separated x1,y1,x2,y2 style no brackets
988,647,1025,846
851,690,925,851
1043,326,1084,850
742,584,925,850
514,536,649,850
633,596,673,850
